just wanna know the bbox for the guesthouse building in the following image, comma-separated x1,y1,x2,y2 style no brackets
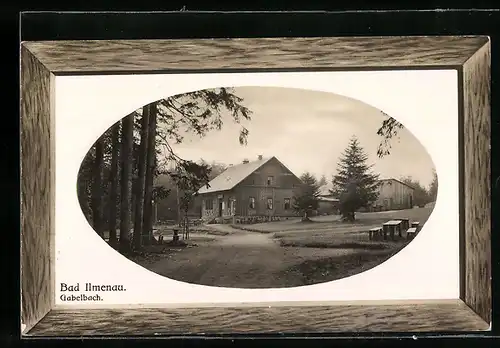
197,156,303,221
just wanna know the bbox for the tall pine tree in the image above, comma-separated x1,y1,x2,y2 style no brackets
331,136,380,221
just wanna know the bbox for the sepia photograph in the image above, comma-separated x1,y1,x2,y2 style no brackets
20,34,491,335
76,86,438,289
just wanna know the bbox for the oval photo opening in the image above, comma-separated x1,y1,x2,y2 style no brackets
77,86,438,289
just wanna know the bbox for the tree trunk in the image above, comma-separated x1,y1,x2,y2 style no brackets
176,185,181,225
77,161,93,225
108,122,120,248
91,137,105,237
131,175,138,228
184,213,190,240
341,211,355,222
132,106,150,250
142,103,157,246
119,114,134,253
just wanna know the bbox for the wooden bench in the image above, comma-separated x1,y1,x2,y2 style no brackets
400,218,410,232
411,221,420,231
368,227,383,240
383,220,403,240
406,227,418,240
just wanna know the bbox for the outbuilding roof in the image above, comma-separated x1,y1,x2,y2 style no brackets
379,178,416,190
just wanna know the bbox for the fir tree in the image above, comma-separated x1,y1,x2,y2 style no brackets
293,172,321,221
331,136,380,221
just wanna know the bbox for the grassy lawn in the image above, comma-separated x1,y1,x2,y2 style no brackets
232,207,432,233
271,224,410,250
277,237,402,250
271,207,432,251
231,206,433,234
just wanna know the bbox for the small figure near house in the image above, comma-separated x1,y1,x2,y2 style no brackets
172,229,179,242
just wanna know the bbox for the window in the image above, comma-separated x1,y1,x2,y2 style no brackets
284,198,291,210
205,199,213,210
249,197,256,209
267,176,274,186
267,198,273,210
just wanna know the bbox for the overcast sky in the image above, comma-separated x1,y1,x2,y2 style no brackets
160,86,436,188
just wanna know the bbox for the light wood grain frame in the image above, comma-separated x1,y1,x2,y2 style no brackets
20,36,491,337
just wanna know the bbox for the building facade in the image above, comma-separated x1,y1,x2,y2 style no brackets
317,184,340,215
373,178,415,211
197,156,302,220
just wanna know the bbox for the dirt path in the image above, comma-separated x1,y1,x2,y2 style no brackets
216,233,278,247
191,223,280,247
147,243,287,288
144,224,357,288
138,222,407,288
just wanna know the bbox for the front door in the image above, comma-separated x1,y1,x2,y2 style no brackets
218,200,223,217
229,198,236,216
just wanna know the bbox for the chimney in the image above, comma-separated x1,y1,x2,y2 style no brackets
242,158,249,164
258,155,263,160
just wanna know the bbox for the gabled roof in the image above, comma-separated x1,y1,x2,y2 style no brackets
198,156,276,194
379,178,416,190
319,184,333,197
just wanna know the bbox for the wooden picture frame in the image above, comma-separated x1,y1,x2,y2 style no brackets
20,36,491,336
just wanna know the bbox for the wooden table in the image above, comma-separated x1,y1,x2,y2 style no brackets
383,220,403,240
